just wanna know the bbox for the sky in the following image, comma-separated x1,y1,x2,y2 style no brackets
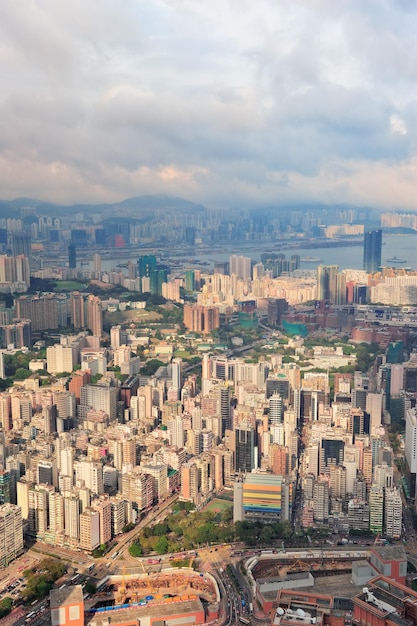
0,0,416,211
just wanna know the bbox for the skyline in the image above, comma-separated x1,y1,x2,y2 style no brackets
0,1,416,210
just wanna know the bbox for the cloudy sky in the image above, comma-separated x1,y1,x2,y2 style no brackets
0,0,416,210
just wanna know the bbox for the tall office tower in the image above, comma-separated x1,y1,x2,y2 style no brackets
86,295,102,337
219,383,231,437
184,270,195,292
384,487,402,538
317,265,339,302
138,254,157,279
0,432,5,472
313,478,329,521
110,325,122,349
10,232,32,267
363,229,382,273
93,254,101,274
0,352,4,380
267,298,288,326
37,461,54,486
68,244,76,269
269,393,283,424
369,484,384,534
235,426,255,473
0,504,23,564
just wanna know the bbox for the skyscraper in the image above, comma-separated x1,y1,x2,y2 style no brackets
10,232,32,268
363,229,382,273
317,265,339,302
235,425,255,473
86,295,102,337
68,244,76,269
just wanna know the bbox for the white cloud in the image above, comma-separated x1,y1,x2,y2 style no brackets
0,0,416,210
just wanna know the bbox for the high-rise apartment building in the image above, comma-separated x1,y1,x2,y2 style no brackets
49,492,65,536
369,484,384,534
80,384,118,421
183,304,220,334
0,504,23,565
229,255,251,280
313,479,329,521
86,295,102,337
363,229,382,273
47,344,75,375
79,508,100,552
384,487,402,538
64,495,80,541
16,295,60,331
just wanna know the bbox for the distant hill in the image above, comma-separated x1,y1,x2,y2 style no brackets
0,195,207,220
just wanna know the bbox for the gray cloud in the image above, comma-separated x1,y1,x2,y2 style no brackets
0,0,416,209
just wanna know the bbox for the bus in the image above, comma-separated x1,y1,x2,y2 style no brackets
239,618,250,625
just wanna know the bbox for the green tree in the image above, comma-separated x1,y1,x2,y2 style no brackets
129,541,143,557
155,536,169,554
140,359,164,376
0,597,13,619
85,581,97,595
14,368,31,380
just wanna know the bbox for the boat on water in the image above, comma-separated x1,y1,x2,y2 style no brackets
301,256,321,262
386,256,407,263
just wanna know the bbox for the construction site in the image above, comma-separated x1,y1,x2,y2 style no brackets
86,568,220,616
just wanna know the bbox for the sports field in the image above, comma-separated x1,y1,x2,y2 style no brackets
201,498,232,514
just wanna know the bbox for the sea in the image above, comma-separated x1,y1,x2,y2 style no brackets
95,233,417,274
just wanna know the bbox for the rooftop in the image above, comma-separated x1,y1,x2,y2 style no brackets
86,597,203,625
371,544,407,562
50,585,83,609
